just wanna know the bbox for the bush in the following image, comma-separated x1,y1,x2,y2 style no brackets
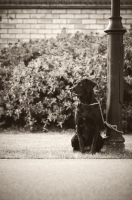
122,30,132,133
0,28,132,133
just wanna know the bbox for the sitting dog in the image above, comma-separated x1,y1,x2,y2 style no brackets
71,78,104,154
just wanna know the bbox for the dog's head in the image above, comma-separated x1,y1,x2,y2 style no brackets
72,78,96,96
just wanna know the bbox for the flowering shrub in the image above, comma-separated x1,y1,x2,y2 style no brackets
0,29,132,132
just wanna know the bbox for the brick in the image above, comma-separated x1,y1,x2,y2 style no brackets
0,39,8,43
74,24,89,29
23,9,36,14
89,25,97,29
0,10,8,14
0,44,8,48
97,19,108,24
0,29,7,33
45,34,57,39
22,39,30,43
7,39,18,44
89,24,104,29
9,19,22,23
37,9,52,14
1,24,16,28
9,29,22,33
16,34,30,39
8,9,22,14
23,19,37,24
126,19,132,24
82,19,96,24
81,30,92,34
67,29,78,34
59,24,74,29
85,30,94,34
104,14,110,19
23,29,37,34
60,14,74,19
2,14,15,19
31,14,45,19
46,24,59,29
124,24,131,29
127,10,132,14
45,14,59,19
52,10,66,14
53,19,66,24
16,24,30,29
53,29,62,34
38,19,52,24
122,19,126,24
16,14,30,19
0,19,8,23
75,14,89,19
67,19,82,24
120,10,126,14
96,10,110,14
82,10,96,14
123,14,132,19
0,14,7,19
9,14,16,19
67,9,81,14
1,34,15,39
30,34,44,39
96,30,105,35
38,29,52,34
90,14,104,19
31,24,46,29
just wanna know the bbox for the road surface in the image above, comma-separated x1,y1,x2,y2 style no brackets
0,159,132,200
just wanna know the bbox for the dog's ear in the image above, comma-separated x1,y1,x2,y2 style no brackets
85,79,96,92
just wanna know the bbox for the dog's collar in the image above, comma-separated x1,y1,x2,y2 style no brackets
78,98,99,106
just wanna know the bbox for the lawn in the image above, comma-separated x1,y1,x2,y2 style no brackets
0,130,132,159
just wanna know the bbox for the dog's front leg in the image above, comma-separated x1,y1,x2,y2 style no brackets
91,126,99,154
76,125,85,153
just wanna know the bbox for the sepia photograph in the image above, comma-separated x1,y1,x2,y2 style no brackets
0,0,132,200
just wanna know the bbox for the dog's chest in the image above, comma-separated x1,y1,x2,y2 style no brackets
75,103,103,126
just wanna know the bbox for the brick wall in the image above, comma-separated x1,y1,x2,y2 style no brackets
0,8,132,48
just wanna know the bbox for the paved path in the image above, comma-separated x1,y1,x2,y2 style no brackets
0,160,132,200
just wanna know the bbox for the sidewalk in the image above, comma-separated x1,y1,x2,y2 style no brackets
0,159,132,200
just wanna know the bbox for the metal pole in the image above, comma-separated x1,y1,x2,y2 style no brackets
104,0,126,143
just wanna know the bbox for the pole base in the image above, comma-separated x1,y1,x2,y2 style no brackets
103,130,125,153
103,143,125,154
104,132,125,145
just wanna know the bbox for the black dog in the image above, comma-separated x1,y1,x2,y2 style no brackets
71,78,104,154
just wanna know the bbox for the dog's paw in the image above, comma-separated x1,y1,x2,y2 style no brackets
80,148,85,154
91,147,96,155
85,146,91,152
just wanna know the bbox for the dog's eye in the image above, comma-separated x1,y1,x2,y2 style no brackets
79,83,82,86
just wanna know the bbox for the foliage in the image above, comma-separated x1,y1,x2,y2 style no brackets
0,28,132,133
122,30,132,133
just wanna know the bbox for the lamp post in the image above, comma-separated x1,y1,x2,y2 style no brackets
104,0,126,143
